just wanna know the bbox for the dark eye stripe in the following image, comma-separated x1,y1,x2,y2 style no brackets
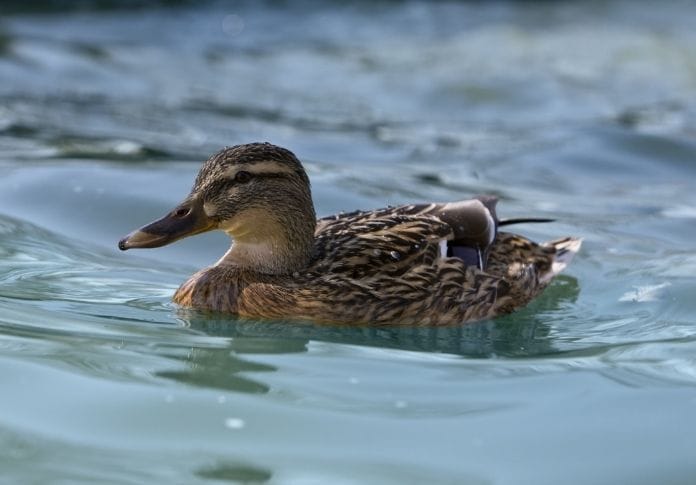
254,172,288,179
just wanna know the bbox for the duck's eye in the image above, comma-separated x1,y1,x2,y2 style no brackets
234,171,252,183
174,207,191,218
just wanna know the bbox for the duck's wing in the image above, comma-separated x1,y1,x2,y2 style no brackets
312,197,499,277
414,196,499,269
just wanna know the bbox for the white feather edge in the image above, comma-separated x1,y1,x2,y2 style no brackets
539,238,583,284
438,239,448,259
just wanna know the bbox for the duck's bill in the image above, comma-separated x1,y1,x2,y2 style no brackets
118,201,214,250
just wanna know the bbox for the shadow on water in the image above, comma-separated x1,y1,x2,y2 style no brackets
145,278,578,405
155,345,276,394
195,462,272,484
176,276,580,360
0,30,11,57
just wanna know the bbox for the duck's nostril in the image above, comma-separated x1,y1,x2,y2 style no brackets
174,207,191,218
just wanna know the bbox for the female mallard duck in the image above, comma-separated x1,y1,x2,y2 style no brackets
119,142,580,325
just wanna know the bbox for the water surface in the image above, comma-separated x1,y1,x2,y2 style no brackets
1,1,696,484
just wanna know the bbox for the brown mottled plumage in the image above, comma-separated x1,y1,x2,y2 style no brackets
119,142,581,325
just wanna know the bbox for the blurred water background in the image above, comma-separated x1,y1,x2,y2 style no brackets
1,1,696,483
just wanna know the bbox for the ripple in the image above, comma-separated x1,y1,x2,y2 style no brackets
599,338,696,386
619,282,672,303
52,137,172,161
0,213,198,350
662,204,696,219
0,215,175,306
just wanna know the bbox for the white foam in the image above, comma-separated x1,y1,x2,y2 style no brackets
619,282,672,303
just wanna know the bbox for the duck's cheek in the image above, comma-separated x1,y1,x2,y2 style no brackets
218,208,285,242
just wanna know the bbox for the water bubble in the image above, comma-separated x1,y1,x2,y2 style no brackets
224,417,245,429
389,250,401,260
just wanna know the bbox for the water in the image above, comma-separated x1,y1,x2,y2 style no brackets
1,1,696,483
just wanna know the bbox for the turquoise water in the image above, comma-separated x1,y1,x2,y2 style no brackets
2,1,696,483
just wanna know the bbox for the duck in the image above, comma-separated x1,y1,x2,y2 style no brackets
119,142,581,325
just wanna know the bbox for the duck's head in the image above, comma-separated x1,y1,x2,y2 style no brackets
119,142,317,274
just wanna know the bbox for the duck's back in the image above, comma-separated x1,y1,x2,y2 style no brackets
265,200,581,324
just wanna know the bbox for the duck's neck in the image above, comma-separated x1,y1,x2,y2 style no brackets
215,211,316,275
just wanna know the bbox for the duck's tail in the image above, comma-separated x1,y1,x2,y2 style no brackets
539,237,583,284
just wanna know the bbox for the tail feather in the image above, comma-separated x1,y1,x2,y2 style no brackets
539,237,582,284
498,217,555,226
